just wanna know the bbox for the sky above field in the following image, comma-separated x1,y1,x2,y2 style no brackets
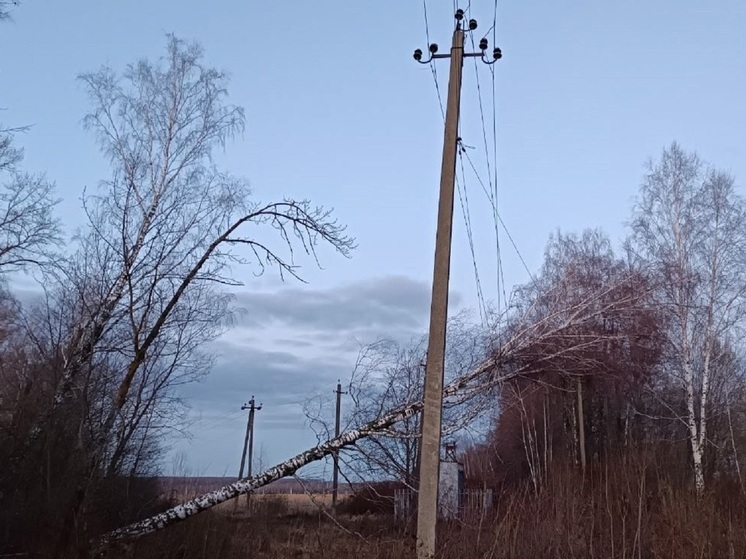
2,0,746,476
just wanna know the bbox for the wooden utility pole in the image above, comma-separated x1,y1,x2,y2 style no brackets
412,9,501,559
332,380,346,512
237,396,262,509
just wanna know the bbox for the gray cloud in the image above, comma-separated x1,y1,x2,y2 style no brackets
170,275,464,475
231,275,459,341
181,342,351,411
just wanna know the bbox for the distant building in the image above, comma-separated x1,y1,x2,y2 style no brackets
395,441,480,521
438,441,465,519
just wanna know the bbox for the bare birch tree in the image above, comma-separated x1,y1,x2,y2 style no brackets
630,142,746,493
3,34,352,555
31,33,352,438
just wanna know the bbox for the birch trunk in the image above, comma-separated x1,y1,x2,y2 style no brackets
96,355,503,549
97,403,420,547
684,358,705,493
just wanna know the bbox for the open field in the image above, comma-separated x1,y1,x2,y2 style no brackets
160,476,354,515
217,492,349,514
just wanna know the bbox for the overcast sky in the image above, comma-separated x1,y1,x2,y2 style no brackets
2,0,746,476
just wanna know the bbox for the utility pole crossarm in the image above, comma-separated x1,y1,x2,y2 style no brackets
412,8,502,559
413,11,502,66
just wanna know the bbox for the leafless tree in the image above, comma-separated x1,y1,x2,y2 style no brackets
0,0,61,273
0,127,24,173
301,311,494,492
26,33,352,441
0,128,60,272
629,142,746,493
3,34,352,555
0,174,60,272
478,229,661,491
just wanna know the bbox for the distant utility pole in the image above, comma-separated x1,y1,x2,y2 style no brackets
412,9,501,559
332,380,347,512
238,396,262,509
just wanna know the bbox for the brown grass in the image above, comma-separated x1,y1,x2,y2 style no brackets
110,504,414,559
105,460,746,559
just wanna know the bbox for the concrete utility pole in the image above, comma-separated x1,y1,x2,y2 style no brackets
332,380,347,512
412,9,501,559
238,396,262,509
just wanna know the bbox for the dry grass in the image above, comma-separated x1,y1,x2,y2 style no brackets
211,492,348,516
105,461,746,559
110,506,414,559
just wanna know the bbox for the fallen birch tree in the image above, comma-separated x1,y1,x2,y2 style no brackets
97,354,500,548
95,269,650,552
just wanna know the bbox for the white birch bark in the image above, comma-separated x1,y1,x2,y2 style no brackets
96,354,498,548
684,357,705,493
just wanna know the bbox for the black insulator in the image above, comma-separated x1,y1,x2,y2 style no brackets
414,49,423,61
429,43,439,53
469,19,478,30
455,9,464,20
479,38,488,50
493,47,502,59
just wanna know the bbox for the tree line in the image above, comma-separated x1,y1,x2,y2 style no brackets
468,145,746,497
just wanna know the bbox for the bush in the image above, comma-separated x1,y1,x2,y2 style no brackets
337,481,400,516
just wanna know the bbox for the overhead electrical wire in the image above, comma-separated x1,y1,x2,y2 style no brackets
197,410,243,431
489,0,508,320
459,147,534,281
423,0,445,121
466,24,506,325
456,141,488,325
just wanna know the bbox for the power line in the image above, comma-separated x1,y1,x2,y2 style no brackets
198,410,243,431
466,28,506,322
484,0,499,38
468,35,494,201
422,0,445,120
456,142,488,325
459,147,533,280
490,0,506,321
